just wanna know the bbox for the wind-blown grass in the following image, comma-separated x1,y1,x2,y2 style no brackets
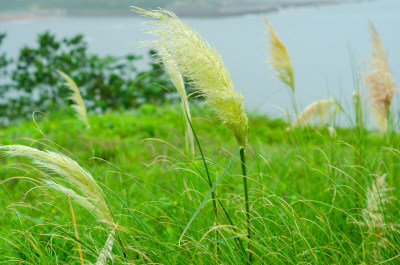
134,8,253,260
264,16,298,116
264,17,294,92
364,23,397,132
134,7,248,149
0,144,116,262
158,47,195,158
0,104,400,264
291,99,340,128
57,70,91,129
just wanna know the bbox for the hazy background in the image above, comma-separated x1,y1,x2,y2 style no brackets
1,0,399,126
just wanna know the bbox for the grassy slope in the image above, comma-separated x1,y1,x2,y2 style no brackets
0,103,399,264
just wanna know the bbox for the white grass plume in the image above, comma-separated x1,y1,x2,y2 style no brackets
364,23,397,132
264,16,294,92
362,174,391,233
95,230,115,265
134,7,248,148
158,47,195,157
291,99,339,128
0,145,113,225
1,145,118,262
57,70,90,129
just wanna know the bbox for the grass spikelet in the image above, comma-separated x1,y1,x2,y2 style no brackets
291,99,339,128
57,70,91,129
133,7,248,148
95,230,115,265
158,47,195,157
364,23,397,132
0,145,113,225
362,174,390,234
264,16,294,92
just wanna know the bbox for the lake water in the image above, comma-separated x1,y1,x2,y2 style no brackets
1,0,400,124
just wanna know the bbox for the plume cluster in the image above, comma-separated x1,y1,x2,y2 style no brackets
291,99,339,128
134,7,248,148
364,23,397,131
0,145,115,261
361,174,391,253
158,47,195,157
264,16,294,92
362,174,390,232
57,70,91,129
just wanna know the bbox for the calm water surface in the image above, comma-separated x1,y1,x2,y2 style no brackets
1,0,400,123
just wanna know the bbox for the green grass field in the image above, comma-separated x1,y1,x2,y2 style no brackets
1,103,399,264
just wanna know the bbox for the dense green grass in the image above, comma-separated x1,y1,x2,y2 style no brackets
1,103,399,264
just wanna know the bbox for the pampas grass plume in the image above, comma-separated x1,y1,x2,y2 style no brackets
0,145,112,225
264,16,294,92
364,23,397,131
158,47,195,157
57,70,91,129
291,99,338,128
0,144,116,262
134,7,248,148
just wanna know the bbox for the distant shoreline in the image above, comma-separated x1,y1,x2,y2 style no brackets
0,0,373,21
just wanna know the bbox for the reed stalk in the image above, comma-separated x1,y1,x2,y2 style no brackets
134,7,251,260
240,148,252,261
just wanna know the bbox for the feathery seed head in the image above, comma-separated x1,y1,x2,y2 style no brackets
57,70,90,129
364,23,397,131
158,47,195,156
362,174,391,235
134,7,248,148
0,145,113,225
291,99,339,128
264,16,294,92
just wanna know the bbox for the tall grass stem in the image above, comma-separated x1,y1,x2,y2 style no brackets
240,148,252,262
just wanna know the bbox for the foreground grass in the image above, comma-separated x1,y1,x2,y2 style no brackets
1,103,399,264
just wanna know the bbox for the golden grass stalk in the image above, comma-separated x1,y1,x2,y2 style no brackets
67,192,84,265
57,70,91,129
264,16,294,92
134,7,248,148
158,47,195,157
364,23,397,132
291,99,339,128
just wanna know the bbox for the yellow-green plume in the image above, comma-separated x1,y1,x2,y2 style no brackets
57,70,91,129
158,47,195,157
264,16,294,92
364,23,397,132
134,7,248,148
291,99,339,128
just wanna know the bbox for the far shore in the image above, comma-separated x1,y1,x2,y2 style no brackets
0,0,373,22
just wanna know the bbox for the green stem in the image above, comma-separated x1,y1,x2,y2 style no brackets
240,148,252,262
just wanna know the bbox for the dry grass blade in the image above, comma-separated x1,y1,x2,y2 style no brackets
363,23,397,131
264,16,294,92
57,70,90,129
134,7,248,148
291,100,339,128
67,192,84,265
